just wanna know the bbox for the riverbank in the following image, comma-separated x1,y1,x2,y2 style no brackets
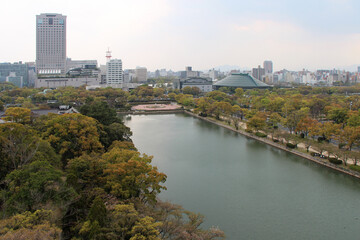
118,109,185,115
184,111,360,180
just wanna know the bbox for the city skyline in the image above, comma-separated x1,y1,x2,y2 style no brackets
1,0,360,72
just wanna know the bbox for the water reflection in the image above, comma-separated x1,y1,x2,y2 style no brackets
126,113,360,240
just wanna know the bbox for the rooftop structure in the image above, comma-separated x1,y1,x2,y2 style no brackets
214,73,271,89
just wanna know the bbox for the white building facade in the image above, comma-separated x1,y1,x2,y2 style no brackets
106,59,123,84
36,13,67,75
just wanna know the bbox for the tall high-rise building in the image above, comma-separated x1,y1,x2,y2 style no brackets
36,13,66,75
252,65,265,81
106,59,123,84
263,61,273,74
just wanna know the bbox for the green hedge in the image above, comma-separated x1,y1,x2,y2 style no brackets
286,143,297,149
255,132,267,138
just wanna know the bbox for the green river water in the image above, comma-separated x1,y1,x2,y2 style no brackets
124,113,360,240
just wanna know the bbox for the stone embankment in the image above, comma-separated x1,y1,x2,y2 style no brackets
184,111,360,180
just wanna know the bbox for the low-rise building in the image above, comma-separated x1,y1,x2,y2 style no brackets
35,76,100,88
174,77,213,92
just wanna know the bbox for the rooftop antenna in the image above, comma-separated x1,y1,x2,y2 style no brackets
106,48,112,62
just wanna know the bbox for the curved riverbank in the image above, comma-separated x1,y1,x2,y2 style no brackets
184,111,360,180
119,109,185,115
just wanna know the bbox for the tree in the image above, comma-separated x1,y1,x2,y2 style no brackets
88,196,107,227
247,112,267,132
194,97,212,116
267,112,282,140
0,100,4,111
339,126,360,151
130,216,162,240
154,201,225,240
0,210,61,240
80,101,121,126
296,117,317,137
232,105,245,120
347,111,360,127
231,105,243,130
66,154,106,192
167,93,176,100
309,97,327,119
327,107,348,124
153,88,165,98
0,123,40,180
2,160,75,215
234,88,244,98
4,107,31,124
283,107,309,134
43,113,103,165
102,147,167,203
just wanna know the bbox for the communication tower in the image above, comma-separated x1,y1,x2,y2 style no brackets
106,48,112,62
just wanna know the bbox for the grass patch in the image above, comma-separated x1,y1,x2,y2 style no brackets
349,165,360,172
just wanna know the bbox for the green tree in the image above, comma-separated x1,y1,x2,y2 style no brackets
105,122,132,143
80,101,121,126
2,160,75,215
88,196,107,227
327,107,348,124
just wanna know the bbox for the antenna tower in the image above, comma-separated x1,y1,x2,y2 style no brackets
106,48,112,62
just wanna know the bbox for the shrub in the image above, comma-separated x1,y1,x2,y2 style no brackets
245,129,253,133
329,158,342,165
273,139,279,143
286,143,297,149
349,165,360,172
255,132,267,138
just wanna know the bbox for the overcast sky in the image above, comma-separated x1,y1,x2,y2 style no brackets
1,0,359,71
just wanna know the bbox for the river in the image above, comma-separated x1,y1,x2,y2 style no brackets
124,113,360,240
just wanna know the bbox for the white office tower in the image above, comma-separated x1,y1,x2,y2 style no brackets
36,13,67,75
106,59,123,84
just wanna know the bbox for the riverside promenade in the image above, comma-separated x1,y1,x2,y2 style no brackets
184,111,360,180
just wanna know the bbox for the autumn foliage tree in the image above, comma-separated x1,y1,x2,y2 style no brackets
4,107,31,124
43,113,103,165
